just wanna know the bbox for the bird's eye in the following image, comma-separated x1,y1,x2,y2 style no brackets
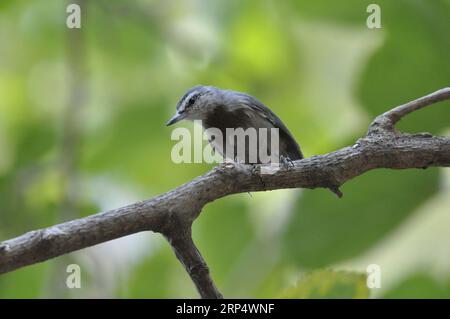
187,94,198,107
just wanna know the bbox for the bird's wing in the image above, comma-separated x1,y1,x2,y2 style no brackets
236,92,303,160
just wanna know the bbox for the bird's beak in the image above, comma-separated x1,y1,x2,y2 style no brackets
166,112,185,126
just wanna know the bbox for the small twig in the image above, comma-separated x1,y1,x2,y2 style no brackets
368,87,450,134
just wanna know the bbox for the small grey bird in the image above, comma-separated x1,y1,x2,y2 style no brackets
166,85,303,164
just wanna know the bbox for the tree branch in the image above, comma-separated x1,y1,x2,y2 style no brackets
164,226,223,299
368,87,450,134
1,88,449,298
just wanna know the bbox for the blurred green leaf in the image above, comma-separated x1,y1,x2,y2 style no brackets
193,196,255,286
0,263,49,298
0,0,13,11
14,121,55,169
358,0,450,134
87,2,159,63
82,99,176,189
279,269,369,299
383,273,450,299
283,168,438,268
123,246,181,298
291,0,372,25
252,262,293,298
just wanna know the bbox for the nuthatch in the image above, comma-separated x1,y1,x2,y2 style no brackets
167,85,303,164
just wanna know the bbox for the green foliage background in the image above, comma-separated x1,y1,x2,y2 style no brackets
0,0,449,298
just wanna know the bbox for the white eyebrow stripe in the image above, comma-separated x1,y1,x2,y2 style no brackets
179,91,198,112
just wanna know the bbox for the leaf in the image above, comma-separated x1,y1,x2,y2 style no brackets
279,269,369,299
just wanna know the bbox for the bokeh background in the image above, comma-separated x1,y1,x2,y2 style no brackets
0,0,449,298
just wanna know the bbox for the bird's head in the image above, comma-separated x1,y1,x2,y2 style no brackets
166,85,220,126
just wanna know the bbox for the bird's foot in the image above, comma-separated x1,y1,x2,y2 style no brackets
250,164,266,190
220,158,236,169
280,155,295,169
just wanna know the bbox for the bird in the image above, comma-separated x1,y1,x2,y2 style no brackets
166,85,303,165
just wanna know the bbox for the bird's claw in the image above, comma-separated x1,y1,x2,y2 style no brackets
280,155,295,169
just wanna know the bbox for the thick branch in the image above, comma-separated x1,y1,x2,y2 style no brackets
0,88,449,298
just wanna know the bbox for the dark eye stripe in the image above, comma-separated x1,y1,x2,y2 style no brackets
185,92,203,109
188,94,198,106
